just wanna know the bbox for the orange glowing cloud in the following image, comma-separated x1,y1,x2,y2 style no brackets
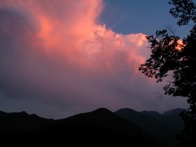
1,0,167,116
0,0,148,74
80,25,148,74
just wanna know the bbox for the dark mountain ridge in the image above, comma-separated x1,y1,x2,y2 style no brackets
115,108,185,146
0,108,184,146
0,111,54,133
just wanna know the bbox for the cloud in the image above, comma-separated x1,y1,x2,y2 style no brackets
0,0,187,118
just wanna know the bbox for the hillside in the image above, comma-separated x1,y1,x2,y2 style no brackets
0,111,54,133
0,108,184,146
115,108,185,146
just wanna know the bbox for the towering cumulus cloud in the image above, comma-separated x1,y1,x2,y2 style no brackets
0,0,186,118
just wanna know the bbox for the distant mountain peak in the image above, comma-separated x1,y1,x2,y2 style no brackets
142,110,160,114
0,110,6,114
19,111,29,115
92,107,112,113
116,108,137,113
163,108,186,116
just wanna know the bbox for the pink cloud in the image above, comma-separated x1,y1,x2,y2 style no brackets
0,0,187,118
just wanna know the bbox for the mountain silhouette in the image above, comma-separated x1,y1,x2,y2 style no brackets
0,108,184,146
115,108,185,146
0,111,54,133
163,108,185,116
145,108,185,131
29,108,160,146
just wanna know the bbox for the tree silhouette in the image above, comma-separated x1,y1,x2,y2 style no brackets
139,0,196,146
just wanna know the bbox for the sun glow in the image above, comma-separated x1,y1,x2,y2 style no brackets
176,39,186,51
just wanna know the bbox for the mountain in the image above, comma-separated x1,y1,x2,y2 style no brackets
0,111,54,133
0,108,185,146
163,108,185,116
145,108,185,131
115,108,185,147
0,108,161,146
49,108,161,146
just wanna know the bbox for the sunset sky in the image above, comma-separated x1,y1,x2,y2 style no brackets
0,0,190,119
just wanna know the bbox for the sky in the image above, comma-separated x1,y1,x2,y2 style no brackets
0,0,190,119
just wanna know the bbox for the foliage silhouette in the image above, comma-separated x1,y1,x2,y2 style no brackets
139,0,196,146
